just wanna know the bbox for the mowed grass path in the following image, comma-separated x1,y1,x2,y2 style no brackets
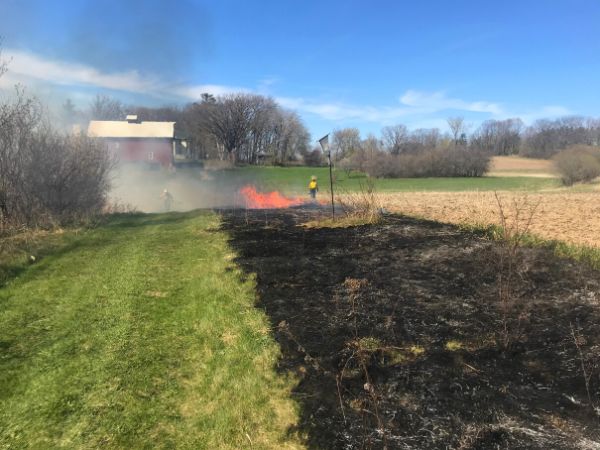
0,212,302,449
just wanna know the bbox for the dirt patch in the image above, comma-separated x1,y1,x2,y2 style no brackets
489,156,557,176
222,207,600,449
380,192,600,249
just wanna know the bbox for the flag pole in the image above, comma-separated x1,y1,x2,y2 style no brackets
328,151,335,220
318,134,334,220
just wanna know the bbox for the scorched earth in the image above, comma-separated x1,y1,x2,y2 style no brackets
222,206,600,450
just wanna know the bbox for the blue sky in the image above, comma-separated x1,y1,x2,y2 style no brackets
0,0,598,140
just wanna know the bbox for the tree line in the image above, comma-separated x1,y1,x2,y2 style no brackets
314,115,600,178
68,92,600,172
67,92,311,165
329,116,600,162
330,123,488,178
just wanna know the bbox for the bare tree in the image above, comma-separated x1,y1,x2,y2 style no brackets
447,116,467,146
205,94,255,162
471,118,523,155
181,98,220,159
201,93,310,164
381,124,408,155
331,128,361,161
404,128,441,153
89,94,125,121
200,93,216,104
522,116,599,158
247,96,278,164
269,110,309,164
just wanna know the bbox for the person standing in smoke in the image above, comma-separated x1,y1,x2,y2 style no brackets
308,176,318,201
161,189,173,212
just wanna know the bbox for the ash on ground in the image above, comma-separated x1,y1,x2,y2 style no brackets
222,208,600,450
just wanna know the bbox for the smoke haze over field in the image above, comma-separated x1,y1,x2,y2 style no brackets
110,165,244,213
109,164,320,213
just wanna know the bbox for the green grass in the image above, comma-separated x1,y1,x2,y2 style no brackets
206,166,560,195
0,212,303,449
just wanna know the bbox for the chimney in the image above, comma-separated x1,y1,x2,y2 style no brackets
126,115,140,123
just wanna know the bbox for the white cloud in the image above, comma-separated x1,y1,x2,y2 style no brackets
515,105,573,124
277,90,505,124
276,96,412,122
1,48,245,100
280,90,572,129
3,49,159,93
0,49,573,129
399,90,503,115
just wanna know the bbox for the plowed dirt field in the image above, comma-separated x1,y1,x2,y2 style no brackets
380,192,600,248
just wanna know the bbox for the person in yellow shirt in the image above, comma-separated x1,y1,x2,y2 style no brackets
308,176,318,200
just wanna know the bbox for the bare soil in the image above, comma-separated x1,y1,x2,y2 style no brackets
221,207,600,449
489,156,557,177
381,192,600,249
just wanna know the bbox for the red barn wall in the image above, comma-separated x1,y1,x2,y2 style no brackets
107,138,173,166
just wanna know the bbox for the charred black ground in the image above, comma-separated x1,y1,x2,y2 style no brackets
220,207,600,450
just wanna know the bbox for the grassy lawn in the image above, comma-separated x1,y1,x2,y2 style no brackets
0,212,303,449
206,166,560,195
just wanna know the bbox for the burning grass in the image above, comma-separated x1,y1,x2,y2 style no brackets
239,185,307,209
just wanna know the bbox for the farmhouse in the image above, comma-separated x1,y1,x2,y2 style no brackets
88,115,191,167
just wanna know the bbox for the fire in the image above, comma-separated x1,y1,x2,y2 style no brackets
239,185,306,209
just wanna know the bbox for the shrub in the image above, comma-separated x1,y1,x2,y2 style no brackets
553,145,600,186
26,131,114,222
336,178,382,224
365,146,490,178
303,149,323,166
0,89,114,228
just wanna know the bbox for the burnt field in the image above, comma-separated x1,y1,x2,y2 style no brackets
221,207,600,450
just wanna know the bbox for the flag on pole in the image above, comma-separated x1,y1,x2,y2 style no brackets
318,134,329,153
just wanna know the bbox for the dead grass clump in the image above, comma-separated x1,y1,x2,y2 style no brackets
455,424,506,450
103,200,138,214
0,225,63,262
341,277,369,336
493,192,540,350
336,178,383,225
569,321,600,417
335,277,391,447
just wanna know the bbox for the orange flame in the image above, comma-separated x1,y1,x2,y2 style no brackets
239,185,306,209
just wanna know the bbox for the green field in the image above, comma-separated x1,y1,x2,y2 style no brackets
0,212,302,449
205,166,560,195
